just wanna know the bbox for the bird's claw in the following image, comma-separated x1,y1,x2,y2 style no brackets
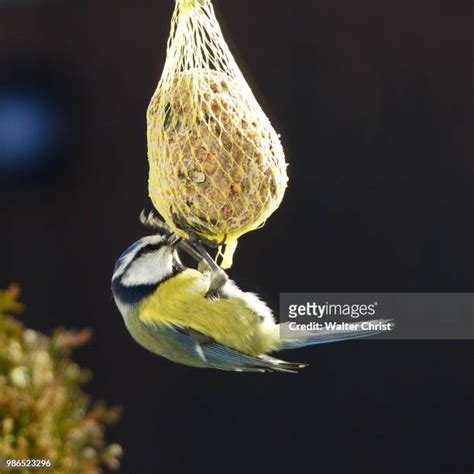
206,267,229,299
140,209,170,232
171,211,226,248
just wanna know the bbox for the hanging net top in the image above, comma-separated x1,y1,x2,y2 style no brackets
147,0,288,267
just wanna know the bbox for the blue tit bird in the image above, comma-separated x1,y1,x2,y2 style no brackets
111,213,386,373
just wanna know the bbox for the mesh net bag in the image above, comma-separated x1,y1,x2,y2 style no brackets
147,0,288,268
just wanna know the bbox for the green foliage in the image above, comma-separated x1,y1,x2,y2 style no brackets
0,285,122,473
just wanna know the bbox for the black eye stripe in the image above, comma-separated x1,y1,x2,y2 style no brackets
134,242,165,259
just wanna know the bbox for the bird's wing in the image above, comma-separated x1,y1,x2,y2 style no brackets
142,321,305,373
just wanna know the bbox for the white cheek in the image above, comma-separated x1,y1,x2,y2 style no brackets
121,249,173,286
112,253,136,280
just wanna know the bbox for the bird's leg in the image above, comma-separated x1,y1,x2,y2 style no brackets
192,242,229,297
171,212,228,296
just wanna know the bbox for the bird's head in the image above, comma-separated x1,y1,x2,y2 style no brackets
111,233,184,305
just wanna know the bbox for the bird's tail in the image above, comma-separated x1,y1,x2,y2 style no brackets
278,319,392,350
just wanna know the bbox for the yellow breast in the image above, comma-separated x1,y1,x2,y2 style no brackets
138,269,275,355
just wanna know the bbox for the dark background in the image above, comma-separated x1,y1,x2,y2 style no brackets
0,1,472,473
